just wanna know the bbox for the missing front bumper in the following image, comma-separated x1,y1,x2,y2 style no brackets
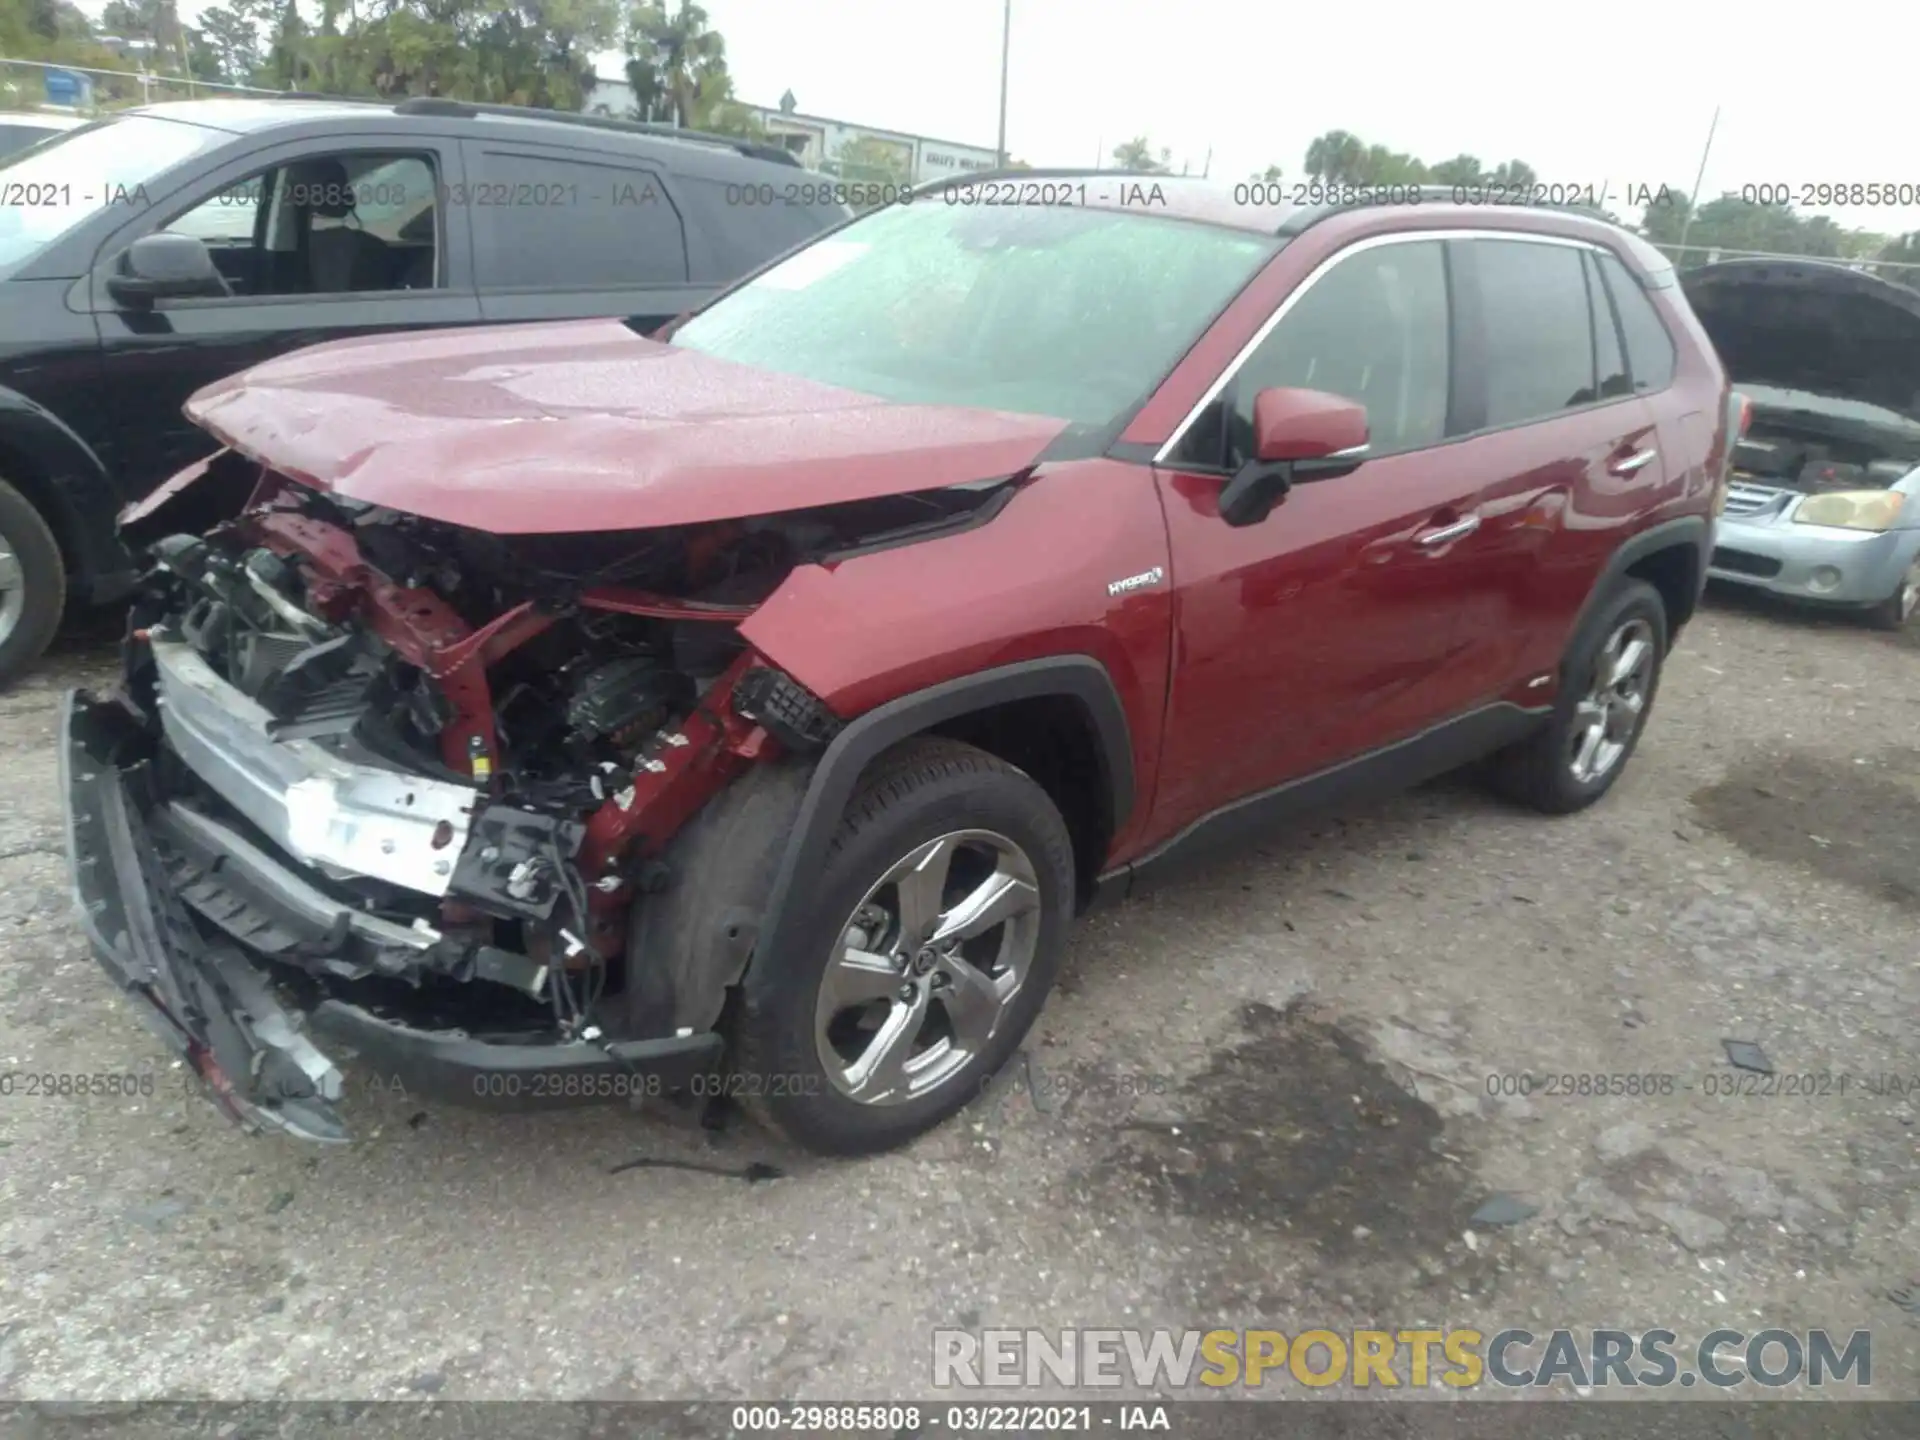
60,688,723,1143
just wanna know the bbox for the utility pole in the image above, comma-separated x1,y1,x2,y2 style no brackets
995,0,1011,165
1675,105,1721,261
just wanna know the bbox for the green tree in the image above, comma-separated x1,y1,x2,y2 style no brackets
623,0,725,127
1426,154,1483,186
195,0,274,85
1250,163,1283,183
1873,232,1920,285
1354,143,1427,185
835,133,910,188
1111,135,1169,172
1303,129,1365,183
1,0,145,107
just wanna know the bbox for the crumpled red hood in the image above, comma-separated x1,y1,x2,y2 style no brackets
181,319,1070,533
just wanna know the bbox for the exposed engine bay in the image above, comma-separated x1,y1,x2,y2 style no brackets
1734,416,1920,495
95,449,1013,1074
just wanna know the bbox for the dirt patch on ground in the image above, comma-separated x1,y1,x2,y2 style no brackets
1690,748,1920,909
1095,999,1460,1264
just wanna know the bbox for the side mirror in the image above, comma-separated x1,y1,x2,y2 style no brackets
1218,387,1370,528
106,233,230,309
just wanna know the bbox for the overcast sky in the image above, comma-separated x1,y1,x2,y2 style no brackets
151,0,1920,234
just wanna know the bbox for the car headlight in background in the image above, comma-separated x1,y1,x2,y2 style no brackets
1791,490,1907,532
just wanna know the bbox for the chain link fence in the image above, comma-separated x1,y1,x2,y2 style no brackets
0,56,295,115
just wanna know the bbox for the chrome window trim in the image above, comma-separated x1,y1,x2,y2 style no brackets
1153,228,1606,466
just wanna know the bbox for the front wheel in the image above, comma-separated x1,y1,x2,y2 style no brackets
731,738,1075,1156
1862,557,1920,632
0,477,66,690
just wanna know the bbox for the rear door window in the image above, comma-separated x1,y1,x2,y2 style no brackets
1595,251,1677,392
464,147,687,291
1470,238,1598,427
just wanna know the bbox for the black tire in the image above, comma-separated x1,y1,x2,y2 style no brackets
1482,578,1668,815
1861,560,1920,632
731,736,1074,1156
0,477,66,691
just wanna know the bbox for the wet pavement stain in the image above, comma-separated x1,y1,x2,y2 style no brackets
1691,749,1920,909
1096,999,1461,1264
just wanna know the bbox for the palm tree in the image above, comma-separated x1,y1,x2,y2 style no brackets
624,0,726,128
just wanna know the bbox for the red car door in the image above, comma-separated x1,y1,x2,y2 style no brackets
1144,236,1508,844
1443,238,1674,704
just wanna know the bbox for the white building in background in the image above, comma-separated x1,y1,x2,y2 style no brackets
583,79,999,184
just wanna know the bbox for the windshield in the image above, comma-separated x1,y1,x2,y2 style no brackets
670,200,1279,426
0,114,226,276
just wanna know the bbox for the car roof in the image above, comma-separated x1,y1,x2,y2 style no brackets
938,171,1675,280
926,171,1287,235
118,96,814,176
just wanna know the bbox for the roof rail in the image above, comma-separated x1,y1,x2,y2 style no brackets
1276,183,1620,236
390,97,802,167
916,166,1178,188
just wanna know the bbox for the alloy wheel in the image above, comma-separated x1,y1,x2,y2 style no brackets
1897,561,1920,623
0,527,25,651
1568,617,1656,785
814,828,1042,1107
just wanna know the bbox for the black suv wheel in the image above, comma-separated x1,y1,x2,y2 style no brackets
0,478,65,689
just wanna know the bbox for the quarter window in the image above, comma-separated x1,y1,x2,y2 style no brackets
1595,251,1677,392
1585,252,1631,400
1219,239,1451,466
468,151,687,290
1471,238,1597,427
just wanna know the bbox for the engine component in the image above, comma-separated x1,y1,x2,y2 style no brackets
565,655,690,743
449,804,587,921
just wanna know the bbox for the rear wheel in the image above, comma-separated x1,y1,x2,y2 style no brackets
1483,579,1667,814
731,738,1074,1156
0,478,66,690
1862,557,1920,632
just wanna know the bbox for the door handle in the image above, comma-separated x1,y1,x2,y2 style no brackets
1609,447,1659,477
1414,514,1480,547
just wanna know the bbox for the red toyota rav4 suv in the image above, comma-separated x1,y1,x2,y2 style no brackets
64,176,1733,1155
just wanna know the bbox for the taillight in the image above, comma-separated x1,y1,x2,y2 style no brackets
1713,391,1751,517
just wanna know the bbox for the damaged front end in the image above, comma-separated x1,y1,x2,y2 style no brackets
65,451,997,1140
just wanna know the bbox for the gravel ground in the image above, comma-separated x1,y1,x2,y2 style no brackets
1,586,1917,1404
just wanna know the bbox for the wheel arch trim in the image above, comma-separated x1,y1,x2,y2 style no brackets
0,391,134,598
1572,514,1710,648
752,655,1134,976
